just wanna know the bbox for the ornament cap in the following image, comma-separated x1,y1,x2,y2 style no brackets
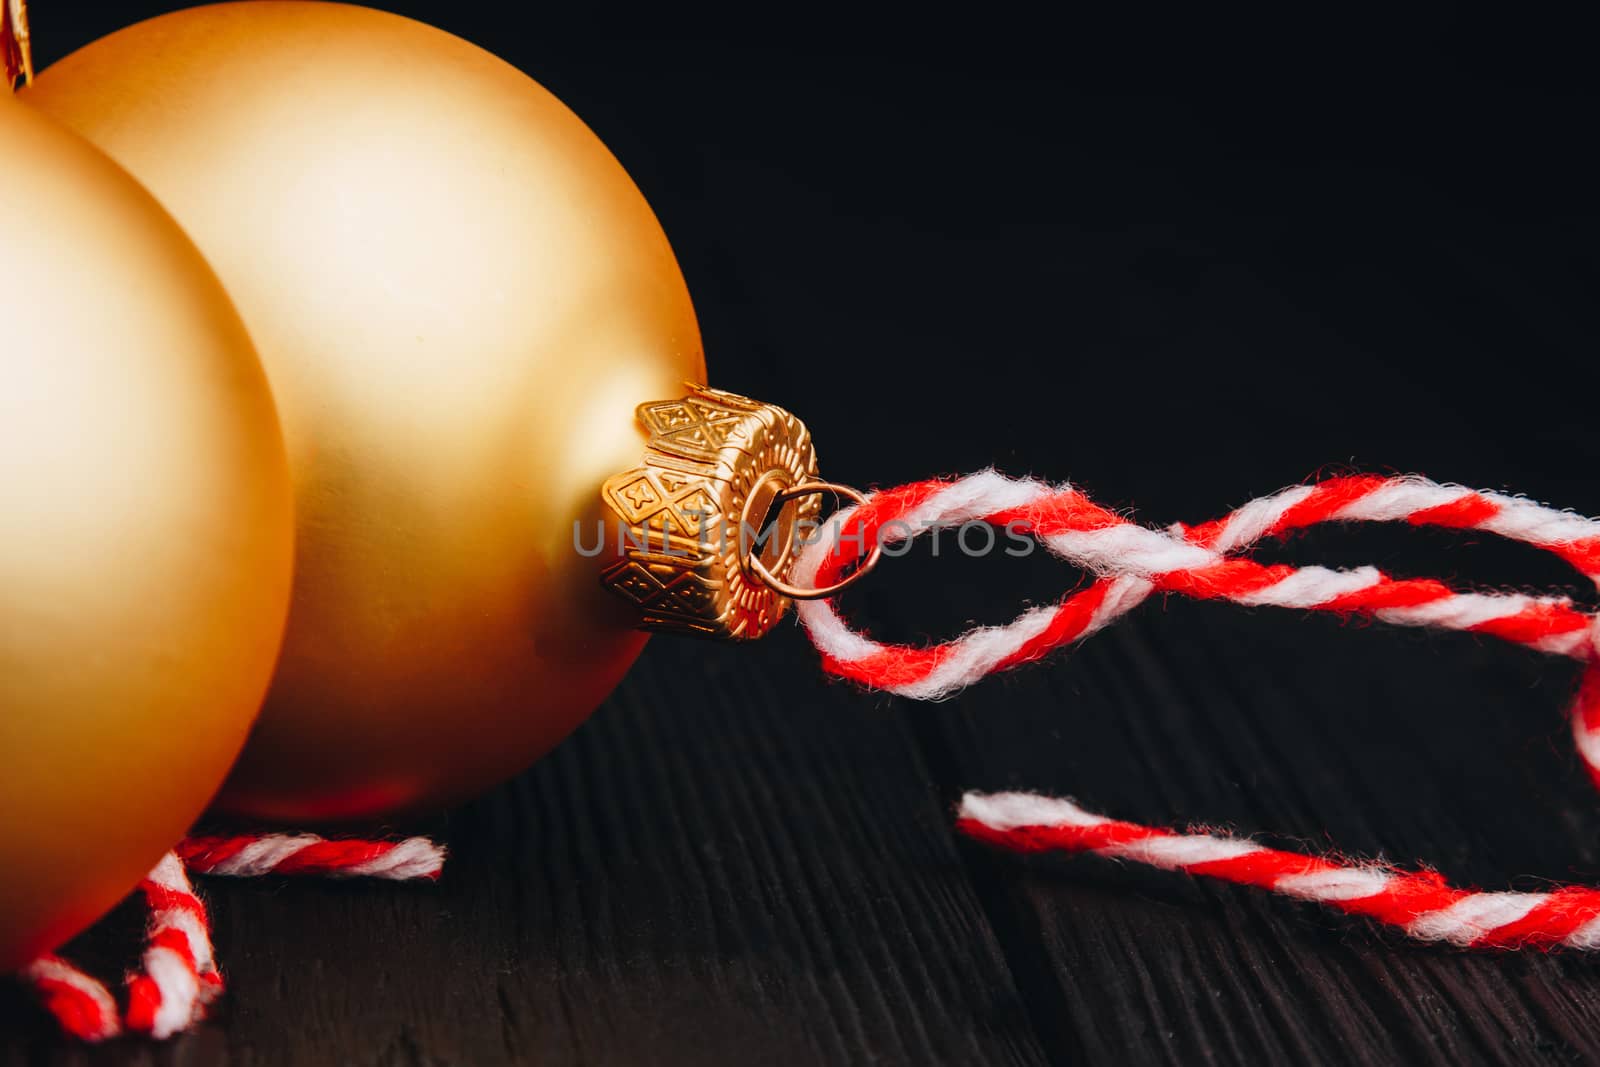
600,385,826,640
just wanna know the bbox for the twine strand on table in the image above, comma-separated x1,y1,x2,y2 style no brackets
125,853,221,1038
794,471,1600,946
958,791,1600,949
20,833,445,1040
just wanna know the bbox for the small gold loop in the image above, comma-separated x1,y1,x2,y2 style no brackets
740,480,881,601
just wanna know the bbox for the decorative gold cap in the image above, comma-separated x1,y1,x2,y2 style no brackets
600,386,821,639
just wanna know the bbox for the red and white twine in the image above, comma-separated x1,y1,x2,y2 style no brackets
125,853,222,1038
177,832,448,880
18,955,121,1043
795,471,1600,947
18,833,444,1041
18,469,1600,1042
958,793,1600,950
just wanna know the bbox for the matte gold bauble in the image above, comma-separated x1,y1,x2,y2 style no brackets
26,2,705,819
0,98,293,969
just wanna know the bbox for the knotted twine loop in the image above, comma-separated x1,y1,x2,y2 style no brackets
18,833,446,1041
795,470,1600,949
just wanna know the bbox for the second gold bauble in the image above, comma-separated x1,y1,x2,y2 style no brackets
0,98,292,968
26,2,706,819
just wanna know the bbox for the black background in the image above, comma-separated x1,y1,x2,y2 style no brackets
5,4,1600,1064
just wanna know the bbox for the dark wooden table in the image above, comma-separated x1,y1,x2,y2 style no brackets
5,6,1599,1064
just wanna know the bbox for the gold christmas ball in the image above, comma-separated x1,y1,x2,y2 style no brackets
0,98,293,969
26,2,705,820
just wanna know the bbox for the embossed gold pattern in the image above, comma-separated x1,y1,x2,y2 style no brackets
601,386,820,639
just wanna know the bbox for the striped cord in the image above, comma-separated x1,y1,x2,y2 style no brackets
958,791,1600,950
795,471,1600,701
178,833,446,880
125,853,221,1038
795,471,1600,947
18,468,1600,1044
17,956,120,1042
19,833,444,1041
